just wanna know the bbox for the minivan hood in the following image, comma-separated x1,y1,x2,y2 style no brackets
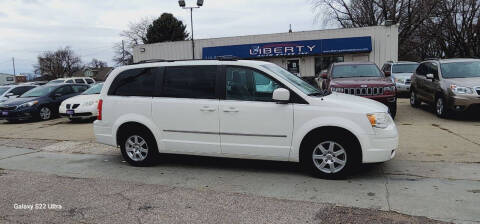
310,92,388,113
445,77,480,88
330,77,393,87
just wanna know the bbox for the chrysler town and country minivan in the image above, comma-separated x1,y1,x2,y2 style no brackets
94,60,398,179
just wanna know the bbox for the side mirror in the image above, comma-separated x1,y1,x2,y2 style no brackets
5,93,14,97
384,71,391,77
426,73,434,80
272,88,290,103
320,73,328,79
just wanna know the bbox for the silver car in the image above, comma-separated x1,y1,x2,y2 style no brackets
382,61,419,94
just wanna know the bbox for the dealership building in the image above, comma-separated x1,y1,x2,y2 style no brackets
133,25,398,77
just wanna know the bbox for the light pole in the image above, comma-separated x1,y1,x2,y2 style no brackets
179,0,203,60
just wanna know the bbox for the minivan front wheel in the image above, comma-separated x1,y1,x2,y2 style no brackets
301,132,360,179
119,127,159,166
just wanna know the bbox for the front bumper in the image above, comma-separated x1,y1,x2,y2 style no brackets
447,94,480,111
360,124,399,163
395,82,410,93
0,107,38,120
59,104,97,119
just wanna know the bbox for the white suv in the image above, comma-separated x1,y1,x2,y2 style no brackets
94,60,398,179
48,77,96,85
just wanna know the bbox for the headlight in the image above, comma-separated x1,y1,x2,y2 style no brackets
394,78,405,84
450,85,474,95
367,112,392,129
383,86,394,92
83,100,98,107
18,101,38,109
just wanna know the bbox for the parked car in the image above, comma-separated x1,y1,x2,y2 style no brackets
381,61,418,95
0,83,89,122
59,83,103,121
0,85,37,103
48,77,96,85
94,60,398,179
410,58,480,118
321,62,397,118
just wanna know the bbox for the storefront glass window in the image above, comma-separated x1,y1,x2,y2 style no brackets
314,56,344,76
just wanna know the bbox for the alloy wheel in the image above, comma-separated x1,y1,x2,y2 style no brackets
312,141,347,174
125,135,149,161
436,98,444,116
39,107,51,120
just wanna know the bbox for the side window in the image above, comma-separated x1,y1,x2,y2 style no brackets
86,79,94,84
226,66,281,102
10,86,34,95
416,63,426,76
162,66,217,99
66,80,74,83
430,63,439,78
72,85,89,93
55,86,74,95
75,79,85,84
108,68,156,96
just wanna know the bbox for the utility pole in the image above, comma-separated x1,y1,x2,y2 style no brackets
179,0,203,60
12,57,16,76
122,40,125,65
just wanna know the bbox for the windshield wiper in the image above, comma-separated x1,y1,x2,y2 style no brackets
308,92,324,96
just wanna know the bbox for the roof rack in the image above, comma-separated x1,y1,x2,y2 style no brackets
134,56,239,65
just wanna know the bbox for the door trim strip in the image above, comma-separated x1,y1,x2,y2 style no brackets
163,130,287,138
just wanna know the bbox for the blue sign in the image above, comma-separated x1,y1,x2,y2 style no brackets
202,36,372,59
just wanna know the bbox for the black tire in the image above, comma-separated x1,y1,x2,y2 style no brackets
410,90,421,108
300,131,361,179
388,102,397,119
119,126,159,167
435,96,449,118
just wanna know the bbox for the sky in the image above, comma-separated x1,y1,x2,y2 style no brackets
0,0,329,75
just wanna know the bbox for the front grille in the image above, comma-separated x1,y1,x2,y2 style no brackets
66,104,71,109
476,87,480,95
343,87,384,96
405,79,411,84
0,106,17,111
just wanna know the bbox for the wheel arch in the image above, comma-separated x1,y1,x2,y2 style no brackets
290,117,368,163
112,114,162,149
116,121,157,148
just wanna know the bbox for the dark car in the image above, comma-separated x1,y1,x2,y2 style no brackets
321,62,397,118
410,58,480,118
0,83,89,122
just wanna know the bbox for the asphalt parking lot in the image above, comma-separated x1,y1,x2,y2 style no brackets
0,98,479,223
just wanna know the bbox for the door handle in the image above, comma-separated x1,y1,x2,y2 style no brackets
223,107,239,113
200,106,216,112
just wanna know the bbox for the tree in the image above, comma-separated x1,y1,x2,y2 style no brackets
34,46,83,80
113,18,152,66
87,58,108,69
145,13,189,44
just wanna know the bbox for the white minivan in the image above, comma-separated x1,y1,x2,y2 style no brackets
94,60,398,179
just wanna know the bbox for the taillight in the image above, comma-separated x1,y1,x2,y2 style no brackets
97,99,103,120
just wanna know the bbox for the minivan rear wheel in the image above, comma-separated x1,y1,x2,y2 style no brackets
119,127,159,166
301,132,360,179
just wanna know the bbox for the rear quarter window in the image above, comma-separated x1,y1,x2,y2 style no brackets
162,66,217,99
108,68,156,96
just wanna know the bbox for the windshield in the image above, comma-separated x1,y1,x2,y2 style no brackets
261,64,321,95
332,64,383,78
0,87,10,95
82,83,103,95
392,64,418,73
440,61,480,78
48,80,64,84
20,85,57,97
